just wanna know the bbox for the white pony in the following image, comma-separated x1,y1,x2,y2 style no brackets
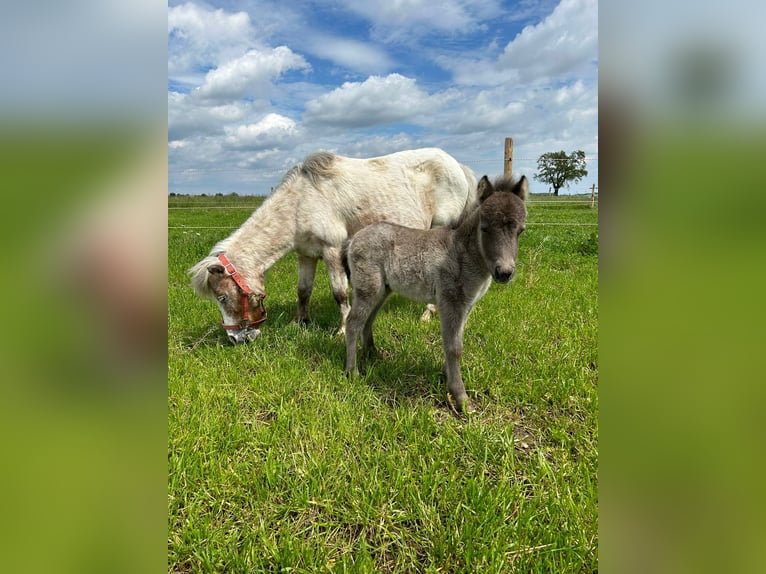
189,148,477,343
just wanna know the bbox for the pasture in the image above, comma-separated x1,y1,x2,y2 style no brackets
168,192,598,572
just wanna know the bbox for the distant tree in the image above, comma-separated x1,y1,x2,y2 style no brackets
534,150,588,196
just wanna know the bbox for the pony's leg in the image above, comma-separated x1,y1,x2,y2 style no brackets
439,305,472,413
324,247,350,336
297,255,318,325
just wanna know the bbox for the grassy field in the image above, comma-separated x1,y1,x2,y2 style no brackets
168,192,598,573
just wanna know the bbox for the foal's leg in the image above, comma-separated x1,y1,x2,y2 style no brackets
439,304,471,413
345,293,372,376
296,255,318,325
361,289,390,357
345,277,386,375
324,247,350,336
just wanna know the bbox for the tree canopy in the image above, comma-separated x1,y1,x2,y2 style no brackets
534,150,588,195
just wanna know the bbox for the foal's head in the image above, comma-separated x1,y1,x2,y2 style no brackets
476,175,529,283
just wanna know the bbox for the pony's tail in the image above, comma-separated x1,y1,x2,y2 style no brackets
341,239,351,279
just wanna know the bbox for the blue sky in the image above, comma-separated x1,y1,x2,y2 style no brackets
168,0,598,195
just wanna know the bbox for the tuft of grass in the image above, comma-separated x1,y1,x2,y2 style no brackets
169,194,598,572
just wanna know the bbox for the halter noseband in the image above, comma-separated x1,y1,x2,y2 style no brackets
216,254,267,331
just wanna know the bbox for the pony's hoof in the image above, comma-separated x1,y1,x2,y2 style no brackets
420,304,438,322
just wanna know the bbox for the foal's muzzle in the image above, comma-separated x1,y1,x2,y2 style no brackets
493,266,515,283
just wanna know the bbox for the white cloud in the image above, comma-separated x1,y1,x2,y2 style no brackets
193,46,310,102
336,0,503,42
303,73,432,128
302,35,394,74
224,113,301,149
168,3,255,79
168,0,599,195
437,0,596,87
168,91,255,141
498,0,597,84
446,97,526,134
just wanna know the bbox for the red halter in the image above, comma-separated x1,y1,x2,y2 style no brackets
216,254,267,331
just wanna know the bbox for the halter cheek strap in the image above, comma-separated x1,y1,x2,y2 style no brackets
217,254,267,330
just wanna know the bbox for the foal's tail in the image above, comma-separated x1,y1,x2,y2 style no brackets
341,239,352,279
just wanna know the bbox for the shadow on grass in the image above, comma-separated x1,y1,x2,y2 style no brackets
180,292,430,350
298,333,450,411
179,295,458,411
179,301,321,350
288,295,452,410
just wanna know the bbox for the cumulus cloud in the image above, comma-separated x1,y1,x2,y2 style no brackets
303,73,432,128
498,0,597,84
446,97,526,134
168,91,257,141
167,0,599,195
193,46,310,102
223,113,301,149
168,3,254,80
438,0,596,87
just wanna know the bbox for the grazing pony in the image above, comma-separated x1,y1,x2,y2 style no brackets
189,148,477,343
343,175,528,413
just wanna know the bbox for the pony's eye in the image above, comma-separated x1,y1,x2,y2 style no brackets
216,295,228,303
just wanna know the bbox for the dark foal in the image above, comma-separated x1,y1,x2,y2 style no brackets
343,175,528,412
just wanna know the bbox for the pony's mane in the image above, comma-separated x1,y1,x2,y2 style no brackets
188,154,333,299
300,151,338,187
274,163,304,193
189,255,220,299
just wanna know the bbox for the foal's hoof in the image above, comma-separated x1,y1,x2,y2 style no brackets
345,367,360,379
447,394,474,416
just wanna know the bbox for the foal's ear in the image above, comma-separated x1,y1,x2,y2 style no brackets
477,175,494,202
207,263,225,275
512,175,529,201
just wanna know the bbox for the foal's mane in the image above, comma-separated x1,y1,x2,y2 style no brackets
490,174,523,194
450,174,519,230
449,200,480,230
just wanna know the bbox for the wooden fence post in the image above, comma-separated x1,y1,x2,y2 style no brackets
504,137,513,176
590,183,596,208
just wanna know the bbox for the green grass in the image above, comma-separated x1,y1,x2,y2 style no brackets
168,194,598,573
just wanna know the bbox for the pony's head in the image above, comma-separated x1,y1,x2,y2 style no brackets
189,254,267,344
475,174,528,283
